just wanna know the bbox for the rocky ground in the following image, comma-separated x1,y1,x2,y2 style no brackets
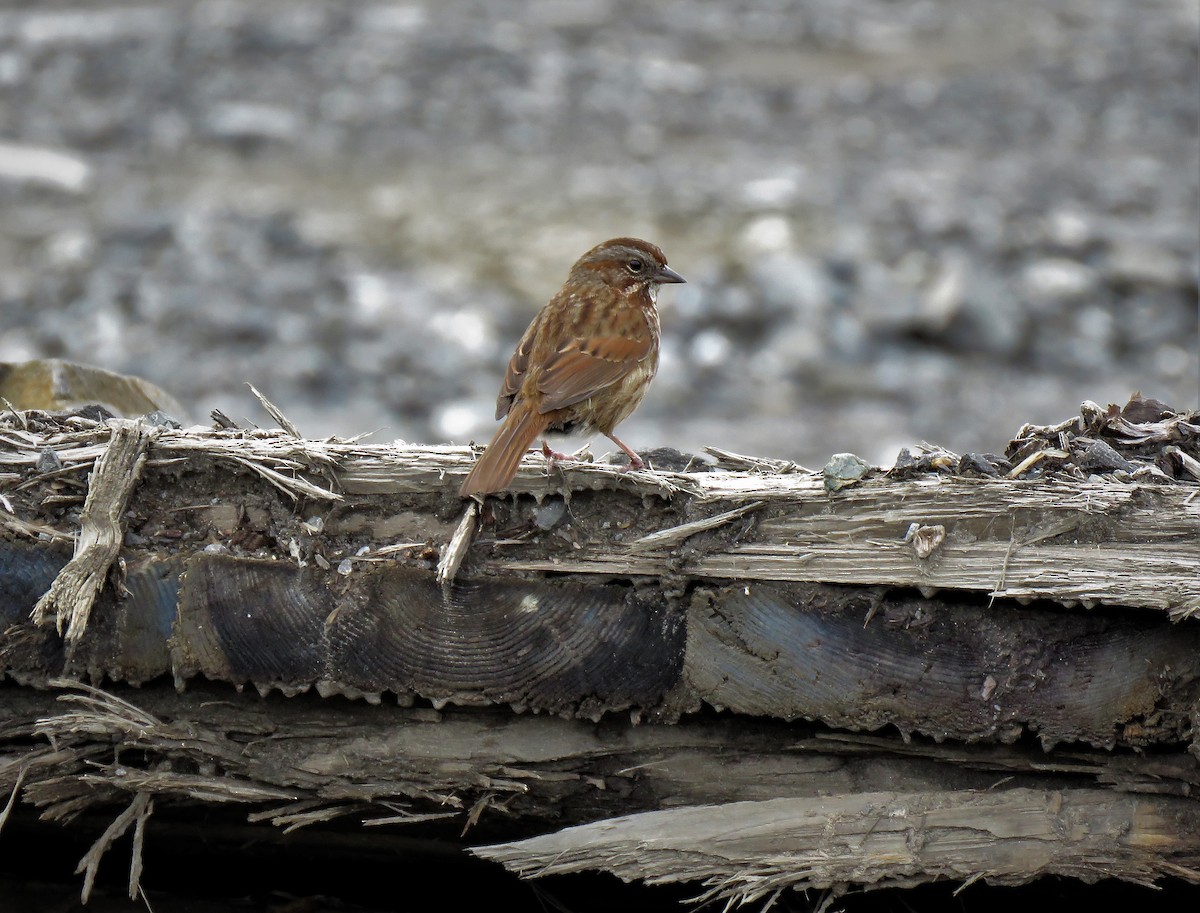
0,0,1196,471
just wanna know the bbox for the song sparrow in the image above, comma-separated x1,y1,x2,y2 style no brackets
459,237,685,498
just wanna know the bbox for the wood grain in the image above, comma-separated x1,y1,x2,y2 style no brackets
474,788,1200,904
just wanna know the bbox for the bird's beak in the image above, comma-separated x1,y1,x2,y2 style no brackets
655,265,686,284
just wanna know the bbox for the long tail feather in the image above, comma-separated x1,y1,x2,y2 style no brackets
459,401,550,497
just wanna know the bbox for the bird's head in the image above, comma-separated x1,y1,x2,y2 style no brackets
568,237,685,299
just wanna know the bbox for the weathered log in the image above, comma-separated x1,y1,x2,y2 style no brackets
474,788,1200,905
0,397,1197,904
1,682,1197,905
1,404,1196,620
3,542,1197,748
2,404,1198,745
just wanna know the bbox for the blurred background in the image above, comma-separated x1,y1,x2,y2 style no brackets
0,0,1196,467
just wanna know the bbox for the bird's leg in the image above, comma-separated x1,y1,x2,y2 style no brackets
606,433,645,471
541,440,572,472
540,441,599,480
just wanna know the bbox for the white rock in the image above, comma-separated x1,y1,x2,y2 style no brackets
355,5,428,34
738,215,793,257
922,257,967,331
1045,209,1093,250
689,329,732,368
436,400,487,440
741,174,802,209
1106,241,1187,288
1020,258,1098,303
17,8,169,46
0,141,92,193
206,102,302,142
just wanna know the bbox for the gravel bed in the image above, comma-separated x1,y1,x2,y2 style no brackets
0,0,1195,467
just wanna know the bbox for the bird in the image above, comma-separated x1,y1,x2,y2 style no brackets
459,237,685,498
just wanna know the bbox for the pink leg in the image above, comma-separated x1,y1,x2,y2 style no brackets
542,439,642,472
541,440,571,472
606,433,645,470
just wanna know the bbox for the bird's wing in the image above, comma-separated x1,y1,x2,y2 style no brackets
495,320,539,419
535,334,652,413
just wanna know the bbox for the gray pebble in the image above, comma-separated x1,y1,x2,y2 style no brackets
533,497,568,531
1077,440,1137,474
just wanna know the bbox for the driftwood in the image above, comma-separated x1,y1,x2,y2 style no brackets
0,392,1198,905
1,682,1197,906
30,419,157,640
476,789,1200,902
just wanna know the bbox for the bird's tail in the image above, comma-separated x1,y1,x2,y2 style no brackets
459,401,550,497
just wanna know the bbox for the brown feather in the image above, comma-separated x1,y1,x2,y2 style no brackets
497,320,538,419
536,333,652,413
459,399,551,497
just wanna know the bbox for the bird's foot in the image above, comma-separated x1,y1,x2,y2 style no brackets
541,441,573,473
606,433,646,471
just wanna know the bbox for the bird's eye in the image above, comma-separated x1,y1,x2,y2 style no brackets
627,259,645,274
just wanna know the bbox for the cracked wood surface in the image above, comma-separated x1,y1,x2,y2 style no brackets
474,788,1200,905
28,419,156,641
4,544,1197,748
498,476,1200,615
1,682,1197,905
1,416,1196,615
